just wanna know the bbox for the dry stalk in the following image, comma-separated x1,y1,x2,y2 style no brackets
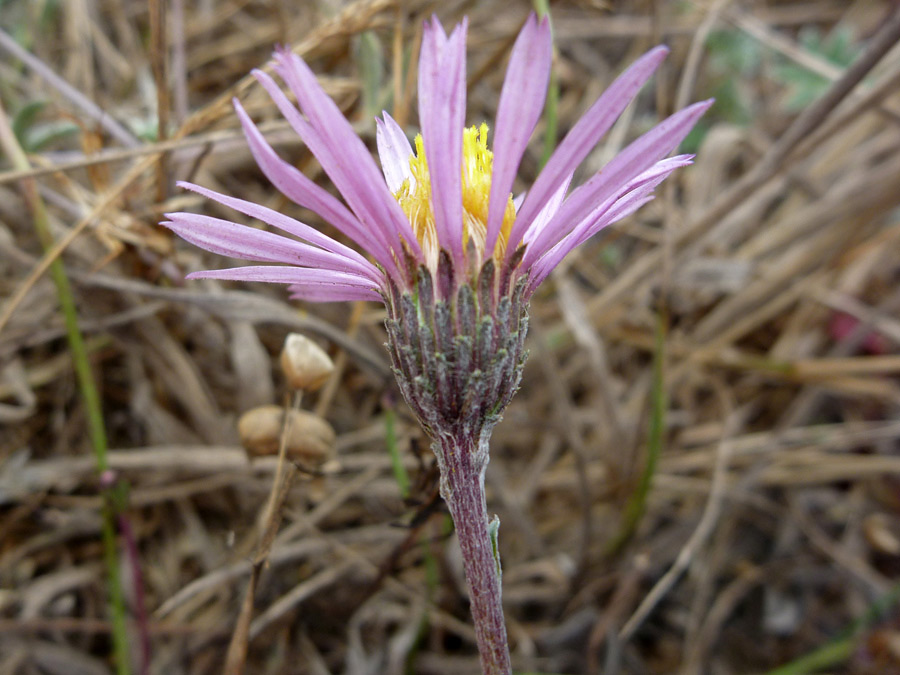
223,393,302,674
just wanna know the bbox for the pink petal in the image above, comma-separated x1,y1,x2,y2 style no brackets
233,100,388,265
485,13,552,255
418,16,468,267
163,213,382,283
176,181,381,282
376,112,414,193
522,172,572,245
525,155,694,291
506,45,670,257
425,13,449,49
563,155,693,249
525,196,657,294
522,100,712,269
252,69,398,268
578,159,691,243
288,283,383,303
187,265,378,289
271,51,423,261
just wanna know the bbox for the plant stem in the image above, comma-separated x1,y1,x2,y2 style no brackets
436,432,511,675
606,312,667,555
0,99,131,675
533,0,558,170
383,400,410,499
118,514,151,675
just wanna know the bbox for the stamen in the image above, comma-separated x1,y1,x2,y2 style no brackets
394,124,516,271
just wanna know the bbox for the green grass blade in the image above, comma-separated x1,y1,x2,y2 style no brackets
606,313,666,554
534,0,559,168
384,403,410,499
0,103,131,675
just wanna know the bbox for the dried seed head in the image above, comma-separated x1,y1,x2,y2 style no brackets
238,405,335,465
280,333,334,392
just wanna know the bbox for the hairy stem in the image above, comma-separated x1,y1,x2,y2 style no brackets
436,433,511,675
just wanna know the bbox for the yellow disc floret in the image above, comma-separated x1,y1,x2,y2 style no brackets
394,124,516,271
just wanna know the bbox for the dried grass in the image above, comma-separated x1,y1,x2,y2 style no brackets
2,1,900,673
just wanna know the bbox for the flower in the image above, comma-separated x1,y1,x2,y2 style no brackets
164,18,711,672
163,13,710,437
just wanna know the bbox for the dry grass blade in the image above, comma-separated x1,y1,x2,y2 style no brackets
3,1,899,673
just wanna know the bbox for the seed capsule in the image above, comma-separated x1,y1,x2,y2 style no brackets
280,333,334,392
238,405,335,464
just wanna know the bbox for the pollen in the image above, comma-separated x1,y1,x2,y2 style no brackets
394,124,516,271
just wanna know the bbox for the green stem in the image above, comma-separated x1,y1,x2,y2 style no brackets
534,0,558,169
607,313,666,554
0,102,131,675
384,400,410,499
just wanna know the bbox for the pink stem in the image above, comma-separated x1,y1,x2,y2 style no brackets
437,433,511,675
118,514,150,675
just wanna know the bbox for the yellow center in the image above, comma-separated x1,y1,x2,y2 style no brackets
394,124,516,271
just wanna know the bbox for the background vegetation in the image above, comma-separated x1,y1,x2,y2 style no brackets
1,0,899,673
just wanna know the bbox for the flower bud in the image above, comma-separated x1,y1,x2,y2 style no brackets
238,405,335,465
280,333,334,392
384,257,528,444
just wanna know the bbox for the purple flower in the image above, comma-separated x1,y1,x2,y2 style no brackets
163,14,710,308
163,13,711,442
164,18,711,672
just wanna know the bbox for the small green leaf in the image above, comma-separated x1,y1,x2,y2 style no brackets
488,515,501,576
24,121,80,152
12,100,46,141
706,30,762,76
773,26,860,113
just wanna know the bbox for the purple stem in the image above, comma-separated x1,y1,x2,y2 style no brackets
118,514,151,675
437,432,511,675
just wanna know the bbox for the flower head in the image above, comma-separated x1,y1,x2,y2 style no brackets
163,14,710,439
